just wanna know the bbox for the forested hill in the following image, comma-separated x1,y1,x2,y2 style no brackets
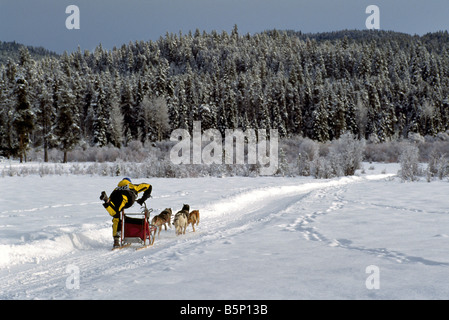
0,41,59,65
287,29,449,50
1,28,449,160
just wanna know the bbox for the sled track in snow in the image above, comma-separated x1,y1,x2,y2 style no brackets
1,174,404,299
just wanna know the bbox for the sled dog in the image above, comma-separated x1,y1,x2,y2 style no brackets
173,204,189,235
188,210,200,232
151,208,172,238
158,208,173,230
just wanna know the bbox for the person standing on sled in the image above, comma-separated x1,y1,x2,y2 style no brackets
100,177,152,248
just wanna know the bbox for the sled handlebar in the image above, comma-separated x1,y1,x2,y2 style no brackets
140,202,153,218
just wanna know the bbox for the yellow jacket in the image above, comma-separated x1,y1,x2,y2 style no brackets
104,179,152,216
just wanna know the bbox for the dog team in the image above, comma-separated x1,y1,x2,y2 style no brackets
151,204,200,239
99,178,199,248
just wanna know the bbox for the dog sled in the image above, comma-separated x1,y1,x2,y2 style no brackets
115,202,157,250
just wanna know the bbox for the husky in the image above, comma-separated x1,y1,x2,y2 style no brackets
173,204,189,235
188,210,200,232
151,208,172,238
158,208,173,231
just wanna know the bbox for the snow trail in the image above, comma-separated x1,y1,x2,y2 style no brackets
3,171,449,299
0,174,386,298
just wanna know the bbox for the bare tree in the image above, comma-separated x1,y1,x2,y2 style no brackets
399,143,421,181
355,96,368,140
151,96,170,141
329,132,365,176
141,95,170,142
109,100,124,148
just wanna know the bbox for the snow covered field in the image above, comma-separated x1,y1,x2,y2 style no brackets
1,162,449,300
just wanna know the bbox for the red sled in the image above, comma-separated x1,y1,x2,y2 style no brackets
119,203,157,249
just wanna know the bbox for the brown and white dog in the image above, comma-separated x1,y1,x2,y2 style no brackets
151,208,172,238
173,204,189,235
158,208,173,231
188,210,200,232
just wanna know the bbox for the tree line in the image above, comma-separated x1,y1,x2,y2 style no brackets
1,27,449,162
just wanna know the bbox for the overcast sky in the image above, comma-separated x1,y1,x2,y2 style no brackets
1,0,448,54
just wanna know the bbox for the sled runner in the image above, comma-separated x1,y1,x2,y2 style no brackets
116,203,157,250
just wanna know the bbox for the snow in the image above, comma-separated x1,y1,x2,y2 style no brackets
1,162,449,300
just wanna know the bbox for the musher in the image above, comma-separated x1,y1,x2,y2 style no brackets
100,177,152,248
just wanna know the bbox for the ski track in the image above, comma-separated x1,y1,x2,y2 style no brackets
280,183,449,267
3,173,443,299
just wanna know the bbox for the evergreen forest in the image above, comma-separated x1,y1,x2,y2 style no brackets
1,28,449,168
